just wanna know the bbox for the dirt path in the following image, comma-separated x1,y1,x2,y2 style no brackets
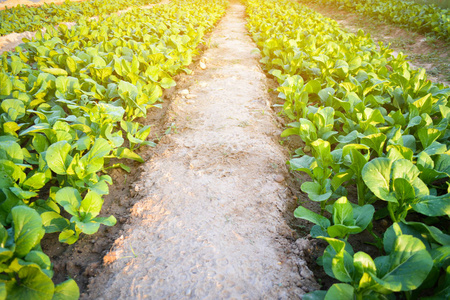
86,2,318,299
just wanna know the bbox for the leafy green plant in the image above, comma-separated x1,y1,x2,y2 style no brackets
0,0,161,36
0,0,228,294
305,223,434,300
289,139,342,211
294,196,374,239
0,206,79,299
246,0,449,298
362,157,450,222
301,0,450,41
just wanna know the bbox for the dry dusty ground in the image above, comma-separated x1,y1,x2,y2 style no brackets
85,1,319,299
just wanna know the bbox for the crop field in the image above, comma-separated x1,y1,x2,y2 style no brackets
0,0,449,299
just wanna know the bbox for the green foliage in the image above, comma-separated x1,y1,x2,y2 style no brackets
0,206,79,299
294,196,375,239
0,0,161,36
246,0,450,298
301,0,450,41
0,0,228,295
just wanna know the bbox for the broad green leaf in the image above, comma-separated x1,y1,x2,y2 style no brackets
45,141,72,175
83,138,111,161
424,142,447,156
12,206,45,258
73,217,100,235
41,212,70,233
160,77,176,89
41,68,68,76
430,246,450,269
332,242,355,283
393,178,415,203
353,251,377,287
0,72,12,96
1,99,25,121
302,290,326,300
24,251,52,276
412,194,450,217
92,215,116,226
427,265,450,299
361,133,386,157
54,187,81,217
52,279,79,300
22,173,46,191
311,139,332,168
115,147,144,163
435,154,450,176
288,155,315,177
0,140,23,164
65,57,77,74
324,283,354,300
58,229,78,245
331,170,354,191
391,159,420,182
362,158,395,202
327,224,361,239
10,187,38,200
294,206,330,229
5,266,54,300
79,191,103,219
332,197,353,226
301,181,332,202
352,204,375,231
11,55,24,75
418,127,441,149
373,234,433,292
32,134,49,153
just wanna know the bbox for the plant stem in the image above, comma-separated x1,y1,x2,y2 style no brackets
320,201,326,215
357,177,365,206
388,204,399,223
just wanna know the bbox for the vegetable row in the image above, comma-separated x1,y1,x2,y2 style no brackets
246,0,449,299
0,0,160,36
300,0,450,41
0,0,227,298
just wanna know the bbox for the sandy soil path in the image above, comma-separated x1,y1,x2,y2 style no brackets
86,2,318,299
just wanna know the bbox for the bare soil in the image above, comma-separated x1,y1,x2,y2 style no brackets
302,1,450,86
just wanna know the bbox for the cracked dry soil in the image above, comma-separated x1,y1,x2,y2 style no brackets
85,2,319,299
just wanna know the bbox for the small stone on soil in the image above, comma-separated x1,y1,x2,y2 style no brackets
274,175,284,183
179,89,190,96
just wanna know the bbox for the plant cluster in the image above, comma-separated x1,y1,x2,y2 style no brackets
0,0,160,36
300,0,450,41
0,0,227,298
246,0,449,298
